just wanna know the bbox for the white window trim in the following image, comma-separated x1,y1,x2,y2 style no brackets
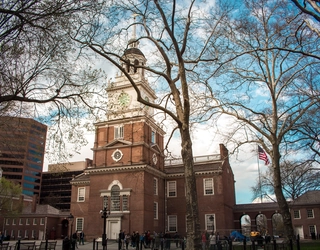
204,178,214,195
293,210,301,219
168,215,177,232
77,187,85,202
154,202,158,220
206,214,215,231
115,125,124,139
154,178,158,196
76,217,84,232
167,181,177,197
307,209,314,218
151,130,156,143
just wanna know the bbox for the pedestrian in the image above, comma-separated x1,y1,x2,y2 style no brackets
71,232,78,250
174,232,180,248
135,231,140,250
209,231,216,250
125,232,131,250
201,231,207,250
79,231,85,245
119,230,125,250
164,230,171,250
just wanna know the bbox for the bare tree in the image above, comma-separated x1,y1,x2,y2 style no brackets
0,0,107,162
205,0,320,240
252,161,320,201
72,1,233,249
291,0,320,23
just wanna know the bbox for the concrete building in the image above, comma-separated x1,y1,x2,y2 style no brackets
0,116,47,197
40,161,91,211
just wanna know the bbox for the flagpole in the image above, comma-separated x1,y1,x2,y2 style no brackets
257,146,263,203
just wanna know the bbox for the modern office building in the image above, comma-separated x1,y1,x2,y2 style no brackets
40,161,91,211
0,116,47,197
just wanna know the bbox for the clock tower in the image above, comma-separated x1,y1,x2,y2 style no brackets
72,20,167,239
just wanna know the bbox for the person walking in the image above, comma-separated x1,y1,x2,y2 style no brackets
201,231,207,250
79,231,85,245
209,232,216,250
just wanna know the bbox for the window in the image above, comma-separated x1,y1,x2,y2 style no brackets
76,218,84,231
168,215,177,232
24,230,28,238
154,178,158,195
12,219,16,225
154,202,158,220
307,209,314,218
40,218,45,225
293,210,300,219
26,218,30,225
167,181,176,197
103,196,109,210
18,230,21,238
151,130,156,143
111,185,120,211
123,195,128,211
115,125,124,139
206,214,215,231
31,230,35,239
204,178,214,195
77,187,85,202
6,219,9,225
19,219,23,225
309,225,316,236
33,218,37,225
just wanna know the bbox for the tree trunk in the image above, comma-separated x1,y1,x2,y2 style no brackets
272,148,294,240
180,126,201,250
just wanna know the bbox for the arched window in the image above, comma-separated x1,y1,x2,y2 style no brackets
256,214,268,236
126,60,131,73
240,214,251,237
134,59,139,73
111,185,120,211
272,213,284,237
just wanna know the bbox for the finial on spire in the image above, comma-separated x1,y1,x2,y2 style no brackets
129,13,139,48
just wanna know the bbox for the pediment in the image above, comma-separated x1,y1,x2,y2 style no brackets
105,139,132,147
151,143,161,153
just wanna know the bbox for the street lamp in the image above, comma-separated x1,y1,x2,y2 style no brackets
209,215,214,232
68,213,74,240
100,207,110,250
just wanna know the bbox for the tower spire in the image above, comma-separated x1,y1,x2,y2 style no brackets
129,14,139,48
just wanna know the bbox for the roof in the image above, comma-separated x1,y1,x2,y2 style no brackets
123,47,145,57
23,204,61,215
291,190,320,205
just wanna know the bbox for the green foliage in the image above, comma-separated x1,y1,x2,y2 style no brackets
0,177,22,216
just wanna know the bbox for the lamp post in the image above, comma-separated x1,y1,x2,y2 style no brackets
68,214,74,240
100,207,110,250
209,215,214,232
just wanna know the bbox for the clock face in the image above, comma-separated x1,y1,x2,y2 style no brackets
152,153,158,164
112,149,123,162
118,92,130,107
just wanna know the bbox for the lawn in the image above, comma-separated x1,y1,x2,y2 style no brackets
299,240,320,250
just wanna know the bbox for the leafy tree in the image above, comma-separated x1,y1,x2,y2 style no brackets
0,0,107,162
252,161,320,201
0,177,23,216
72,1,232,249
205,0,320,240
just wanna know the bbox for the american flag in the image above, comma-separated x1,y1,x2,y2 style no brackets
258,146,270,165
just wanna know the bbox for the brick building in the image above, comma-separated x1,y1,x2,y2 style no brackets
69,37,236,241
